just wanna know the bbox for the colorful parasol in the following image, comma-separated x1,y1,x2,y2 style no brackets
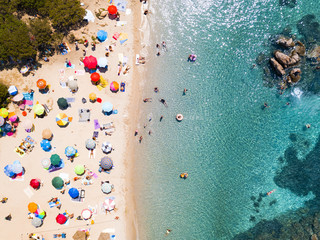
30,179,40,189
28,202,38,213
0,108,8,118
36,79,47,89
103,198,115,211
81,209,92,220
33,104,45,116
56,214,67,224
56,113,69,127
108,5,117,15
90,72,100,82
110,81,119,92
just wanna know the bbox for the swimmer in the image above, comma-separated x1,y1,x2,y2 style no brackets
306,124,311,129
165,229,172,236
263,102,269,108
160,98,168,107
266,189,276,196
156,51,160,56
156,44,160,49
162,41,167,50
143,98,152,102
154,87,159,93
183,88,188,95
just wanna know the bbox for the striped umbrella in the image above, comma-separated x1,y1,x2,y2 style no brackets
110,81,119,92
0,117,4,126
65,146,76,157
0,108,8,118
85,139,96,150
100,157,113,170
56,113,69,127
103,198,115,211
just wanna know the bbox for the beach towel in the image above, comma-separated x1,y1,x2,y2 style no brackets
93,131,99,138
25,135,36,145
120,82,125,92
49,199,61,208
126,8,131,15
22,92,34,106
23,187,34,198
116,21,127,26
118,53,123,63
114,0,127,12
66,98,75,103
59,69,65,77
119,33,128,40
113,32,120,40
79,109,91,122
64,63,75,69
94,120,101,130
98,76,108,90
75,70,85,75
120,39,127,45
60,81,67,88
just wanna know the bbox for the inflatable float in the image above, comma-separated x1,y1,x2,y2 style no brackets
176,114,183,122
180,173,188,179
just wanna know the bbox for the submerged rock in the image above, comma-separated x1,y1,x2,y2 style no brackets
289,68,302,83
277,37,295,48
270,58,286,76
295,41,306,56
311,234,318,240
307,45,320,60
279,0,297,8
274,51,292,67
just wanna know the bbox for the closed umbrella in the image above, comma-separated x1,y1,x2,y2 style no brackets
31,217,43,228
90,72,100,82
102,102,113,113
85,139,96,150
56,113,69,127
81,209,92,220
89,92,97,101
33,104,45,116
108,5,117,15
12,93,24,102
98,57,108,68
0,108,8,118
101,182,113,194
42,128,52,139
37,79,47,89
103,198,115,211
83,55,97,69
101,141,112,154
68,188,79,199
40,139,52,152
74,165,85,175
41,158,51,169
50,154,61,166
57,98,68,110
52,176,64,189
56,214,67,224
97,30,108,42
110,81,119,92
100,157,113,170
65,146,76,157
0,117,4,126
28,202,38,213
30,179,40,189
68,80,78,92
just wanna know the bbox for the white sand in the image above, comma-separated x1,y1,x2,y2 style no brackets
0,0,143,239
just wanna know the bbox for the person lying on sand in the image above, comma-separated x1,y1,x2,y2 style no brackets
143,98,152,102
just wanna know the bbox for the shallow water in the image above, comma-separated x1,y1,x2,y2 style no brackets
134,1,320,239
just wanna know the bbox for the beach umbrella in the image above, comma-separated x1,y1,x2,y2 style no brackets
73,230,87,240
3,123,12,133
97,57,108,68
40,139,52,152
12,161,23,174
85,139,96,150
68,80,78,92
68,188,79,199
8,85,18,96
56,113,69,127
98,233,110,240
41,158,51,169
23,119,33,130
102,102,113,113
108,5,117,15
89,92,97,101
56,214,67,224
28,202,38,213
0,108,8,118
81,209,92,220
100,157,113,170
36,79,47,89
20,66,29,74
57,98,68,110
97,30,108,42
65,146,76,157
31,217,43,228
50,154,61,166
42,128,52,139
103,198,115,211
101,182,113,194
110,81,119,92
90,72,100,82
12,93,24,102
33,104,45,116
0,117,4,126
74,165,85,175
30,179,40,189
83,55,97,69
9,112,18,122
101,141,112,154
4,164,15,177
52,176,64,189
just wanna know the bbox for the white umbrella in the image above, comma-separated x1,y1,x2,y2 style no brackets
98,57,108,68
81,209,92,220
101,182,113,194
86,139,96,150
41,158,51,169
101,141,112,154
23,119,33,130
12,163,22,174
12,93,24,102
31,217,43,228
68,80,78,91
103,198,115,211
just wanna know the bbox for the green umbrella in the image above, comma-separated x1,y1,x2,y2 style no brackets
74,165,85,175
33,104,45,116
50,154,61,166
57,98,68,110
52,176,64,189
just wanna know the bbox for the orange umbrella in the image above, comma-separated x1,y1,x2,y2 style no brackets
108,5,117,15
37,79,47,89
28,202,38,213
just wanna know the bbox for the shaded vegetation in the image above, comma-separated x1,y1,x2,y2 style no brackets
0,83,9,108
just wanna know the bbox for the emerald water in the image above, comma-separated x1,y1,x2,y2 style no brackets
134,1,320,239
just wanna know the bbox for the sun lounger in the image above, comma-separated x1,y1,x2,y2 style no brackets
43,104,50,114
66,98,75,103
105,128,115,136
102,122,114,129
25,135,36,145
116,21,127,26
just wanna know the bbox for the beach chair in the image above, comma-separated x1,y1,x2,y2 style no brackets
103,122,114,129
43,104,50,114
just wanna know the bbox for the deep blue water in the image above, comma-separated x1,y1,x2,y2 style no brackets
134,1,320,239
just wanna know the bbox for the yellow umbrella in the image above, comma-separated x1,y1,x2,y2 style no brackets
89,92,97,101
33,104,45,116
56,113,69,127
0,108,8,118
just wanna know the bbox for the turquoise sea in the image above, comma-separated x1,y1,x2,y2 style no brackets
134,1,320,239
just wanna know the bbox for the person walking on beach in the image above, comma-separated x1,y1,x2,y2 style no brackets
165,229,172,236
135,130,138,136
83,49,86,56
75,41,79,51
148,130,152,135
139,136,143,143
160,115,163,122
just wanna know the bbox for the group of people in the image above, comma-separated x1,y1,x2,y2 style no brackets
156,42,167,56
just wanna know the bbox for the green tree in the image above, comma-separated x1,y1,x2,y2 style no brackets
29,18,53,51
0,83,9,108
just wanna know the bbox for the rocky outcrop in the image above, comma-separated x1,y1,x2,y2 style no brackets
307,45,320,59
277,37,295,48
311,234,318,240
270,58,286,76
294,41,306,56
274,50,300,68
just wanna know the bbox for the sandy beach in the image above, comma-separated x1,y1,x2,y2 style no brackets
0,0,145,239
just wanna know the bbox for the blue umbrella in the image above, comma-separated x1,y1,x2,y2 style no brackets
40,139,52,152
4,165,15,177
102,102,113,113
3,123,12,133
65,146,77,157
97,30,108,42
68,188,79,199
100,157,113,170
12,161,23,174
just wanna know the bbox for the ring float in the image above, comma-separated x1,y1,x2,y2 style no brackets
176,114,183,121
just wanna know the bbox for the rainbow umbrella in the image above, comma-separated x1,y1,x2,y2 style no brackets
56,113,69,127
0,108,8,118
110,81,119,92
37,210,46,219
33,104,45,116
0,117,4,126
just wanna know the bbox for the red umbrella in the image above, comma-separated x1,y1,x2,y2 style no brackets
83,55,97,69
90,72,100,82
56,214,67,224
30,179,40,189
108,5,117,15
